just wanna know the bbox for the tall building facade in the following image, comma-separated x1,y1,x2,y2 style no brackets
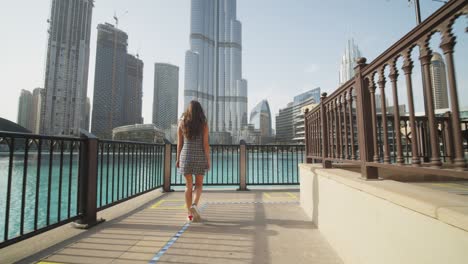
276,88,320,144
250,100,272,138
92,23,128,139
430,52,449,110
31,88,44,134
153,63,179,130
41,0,93,136
124,54,144,125
17,89,33,131
339,38,361,85
294,88,321,105
184,0,248,143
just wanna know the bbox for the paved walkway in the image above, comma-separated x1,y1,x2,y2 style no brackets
21,190,342,264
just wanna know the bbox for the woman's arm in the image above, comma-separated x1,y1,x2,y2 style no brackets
176,123,184,167
203,123,210,169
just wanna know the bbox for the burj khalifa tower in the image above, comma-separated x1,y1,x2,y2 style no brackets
184,0,248,143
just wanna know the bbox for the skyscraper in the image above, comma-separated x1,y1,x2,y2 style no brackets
184,0,248,143
124,54,144,125
153,63,179,130
41,0,93,136
91,23,129,139
31,88,44,134
339,38,362,85
17,89,33,131
250,100,272,138
276,89,319,144
430,52,449,110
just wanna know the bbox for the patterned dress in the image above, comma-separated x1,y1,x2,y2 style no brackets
178,133,208,175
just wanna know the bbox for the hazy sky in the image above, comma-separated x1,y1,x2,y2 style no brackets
1,0,466,128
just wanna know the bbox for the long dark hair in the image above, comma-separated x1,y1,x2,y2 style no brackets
181,100,207,139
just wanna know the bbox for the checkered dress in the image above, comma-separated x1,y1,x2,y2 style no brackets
178,134,208,175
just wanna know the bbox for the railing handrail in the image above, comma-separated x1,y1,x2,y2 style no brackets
0,130,83,141
99,139,165,146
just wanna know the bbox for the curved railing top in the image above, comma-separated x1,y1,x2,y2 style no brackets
362,0,467,77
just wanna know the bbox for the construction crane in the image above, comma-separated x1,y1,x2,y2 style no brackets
113,10,128,28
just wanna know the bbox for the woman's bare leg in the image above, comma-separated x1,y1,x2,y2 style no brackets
184,175,193,215
193,175,204,206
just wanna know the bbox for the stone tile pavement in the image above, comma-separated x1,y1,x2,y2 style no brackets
16,190,342,264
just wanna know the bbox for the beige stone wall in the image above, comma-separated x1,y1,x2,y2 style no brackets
299,164,468,264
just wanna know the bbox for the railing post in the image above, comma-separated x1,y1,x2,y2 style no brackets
74,130,104,229
304,108,313,163
354,58,379,179
237,140,249,191
320,93,332,168
163,139,173,192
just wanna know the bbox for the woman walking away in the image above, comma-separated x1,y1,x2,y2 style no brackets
176,100,210,222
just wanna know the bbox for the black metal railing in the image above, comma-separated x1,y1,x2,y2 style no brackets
97,140,164,210
171,145,240,186
246,145,304,185
0,131,83,248
1,130,304,248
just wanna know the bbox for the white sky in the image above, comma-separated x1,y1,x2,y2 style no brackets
1,0,466,129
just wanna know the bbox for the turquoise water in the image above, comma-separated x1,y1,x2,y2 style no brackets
0,148,303,243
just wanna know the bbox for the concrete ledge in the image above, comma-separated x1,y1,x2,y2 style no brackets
299,163,468,264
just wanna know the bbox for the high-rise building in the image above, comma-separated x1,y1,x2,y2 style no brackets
124,54,144,125
17,89,33,131
276,88,320,144
250,100,272,139
31,88,44,134
430,52,449,110
339,38,361,85
41,0,93,136
184,0,248,143
294,88,321,105
91,23,129,139
153,63,179,130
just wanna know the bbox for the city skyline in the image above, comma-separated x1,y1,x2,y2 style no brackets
1,0,467,130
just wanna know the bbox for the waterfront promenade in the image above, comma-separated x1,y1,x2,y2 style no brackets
2,189,342,264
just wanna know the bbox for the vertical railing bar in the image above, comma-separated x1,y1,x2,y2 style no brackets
281,146,284,184
348,94,355,160
344,93,349,159
20,138,30,236
378,72,391,164
68,141,74,218
46,140,54,226
117,144,121,200
111,144,116,202
57,141,65,222
34,139,42,231
122,144,126,199
105,144,110,205
402,54,420,166
76,141,82,216
4,138,15,241
337,98,343,160
99,143,103,207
